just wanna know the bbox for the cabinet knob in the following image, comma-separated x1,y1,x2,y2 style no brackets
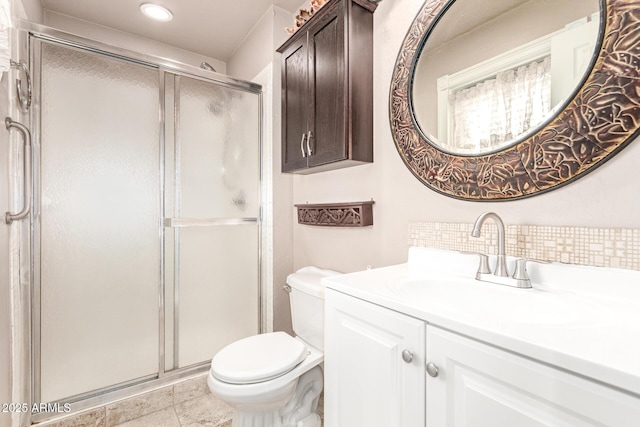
401,350,413,364
426,362,439,377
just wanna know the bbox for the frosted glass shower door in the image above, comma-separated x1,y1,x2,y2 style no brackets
38,42,161,402
164,74,260,369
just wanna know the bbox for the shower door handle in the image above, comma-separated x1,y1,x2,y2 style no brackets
5,118,32,225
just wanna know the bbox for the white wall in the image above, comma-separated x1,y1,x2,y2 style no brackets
228,8,276,81
290,0,640,274
12,0,42,24
228,6,295,334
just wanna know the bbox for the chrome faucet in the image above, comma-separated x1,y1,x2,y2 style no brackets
471,212,509,277
468,212,542,289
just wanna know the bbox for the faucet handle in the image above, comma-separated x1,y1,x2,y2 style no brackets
512,258,550,288
476,253,492,275
459,251,492,275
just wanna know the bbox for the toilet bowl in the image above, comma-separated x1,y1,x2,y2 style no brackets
207,267,340,427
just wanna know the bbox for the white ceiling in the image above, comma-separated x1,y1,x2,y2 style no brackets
40,0,304,61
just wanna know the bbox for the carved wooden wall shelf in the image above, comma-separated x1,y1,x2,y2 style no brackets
295,201,374,227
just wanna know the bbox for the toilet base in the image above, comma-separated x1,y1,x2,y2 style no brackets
231,366,323,427
232,413,320,427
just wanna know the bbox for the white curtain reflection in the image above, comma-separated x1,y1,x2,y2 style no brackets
450,56,551,153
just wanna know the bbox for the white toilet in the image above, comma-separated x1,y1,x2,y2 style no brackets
207,266,340,427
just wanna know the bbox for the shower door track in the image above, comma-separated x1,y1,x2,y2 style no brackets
18,21,263,423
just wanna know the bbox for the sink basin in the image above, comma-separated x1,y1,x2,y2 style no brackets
387,276,594,326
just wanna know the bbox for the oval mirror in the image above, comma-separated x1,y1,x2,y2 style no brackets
390,0,640,200
412,0,600,156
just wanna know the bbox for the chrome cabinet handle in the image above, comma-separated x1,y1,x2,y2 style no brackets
300,133,307,158
401,349,413,364
306,130,313,155
10,60,32,112
5,118,32,225
426,362,439,377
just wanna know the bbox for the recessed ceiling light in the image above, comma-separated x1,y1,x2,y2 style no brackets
140,3,173,22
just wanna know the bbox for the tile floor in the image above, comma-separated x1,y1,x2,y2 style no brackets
40,374,324,427
112,393,233,427
114,393,325,427
40,375,233,427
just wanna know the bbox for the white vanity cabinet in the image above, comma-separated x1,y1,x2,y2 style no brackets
324,289,426,427
323,248,640,426
324,288,640,427
426,326,640,427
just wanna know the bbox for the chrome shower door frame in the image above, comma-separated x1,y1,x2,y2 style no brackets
20,22,263,423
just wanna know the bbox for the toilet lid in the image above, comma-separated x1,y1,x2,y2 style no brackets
211,332,308,384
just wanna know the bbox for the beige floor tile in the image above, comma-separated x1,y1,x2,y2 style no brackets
106,388,174,427
113,407,180,427
174,394,234,427
173,375,210,405
45,408,106,427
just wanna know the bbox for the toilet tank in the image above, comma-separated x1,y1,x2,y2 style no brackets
287,266,341,351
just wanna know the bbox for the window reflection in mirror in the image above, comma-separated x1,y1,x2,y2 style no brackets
411,0,601,155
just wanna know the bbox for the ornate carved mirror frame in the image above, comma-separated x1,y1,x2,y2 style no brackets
390,0,640,201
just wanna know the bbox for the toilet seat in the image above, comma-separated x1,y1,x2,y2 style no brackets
211,332,308,385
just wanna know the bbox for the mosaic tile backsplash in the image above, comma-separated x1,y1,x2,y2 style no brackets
408,222,640,271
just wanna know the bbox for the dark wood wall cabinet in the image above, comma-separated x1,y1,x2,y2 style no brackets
277,0,376,174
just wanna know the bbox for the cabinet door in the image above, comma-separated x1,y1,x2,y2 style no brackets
426,326,640,427
325,290,425,427
307,1,346,167
281,34,310,172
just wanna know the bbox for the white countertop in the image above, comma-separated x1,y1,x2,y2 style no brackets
323,247,640,396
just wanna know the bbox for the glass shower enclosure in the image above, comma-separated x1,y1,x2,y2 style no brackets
16,26,262,418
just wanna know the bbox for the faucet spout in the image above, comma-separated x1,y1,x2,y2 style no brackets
471,212,509,277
